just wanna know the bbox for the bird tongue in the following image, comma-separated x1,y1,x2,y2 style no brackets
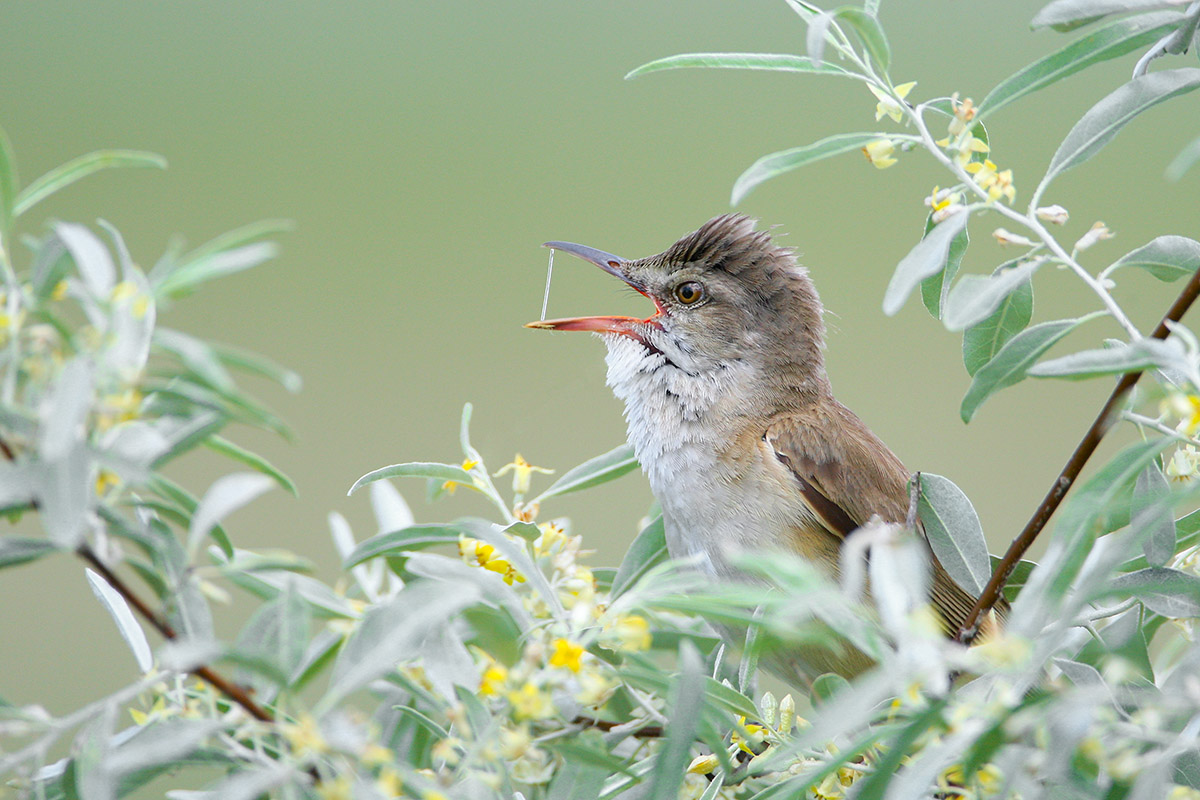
525,315,647,334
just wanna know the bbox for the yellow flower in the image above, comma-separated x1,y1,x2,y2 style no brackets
574,666,616,706
316,775,353,800
479,661,509,696
687,754,719,775
610,614,652,652
1073,221,1113,252
493,453,553,495
441,458,479,495
282,714,327,759
362,743,392,767
948,94,977,137
868,81,915,123
507,682,555,720
1166,446,1200,484
376,768,403,798
51,280,69,301
549,638,584,672
95,469,121,497
862,138,898,170
459,536,525,585
965,159,1016,203
813,772,846,800
731,715,766,755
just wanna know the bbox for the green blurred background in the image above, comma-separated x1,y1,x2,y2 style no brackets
1,0,1197,716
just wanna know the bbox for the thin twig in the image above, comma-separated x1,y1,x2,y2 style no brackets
956,264,1200,644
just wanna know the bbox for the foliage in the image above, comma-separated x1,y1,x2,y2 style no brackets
5,0,1200,798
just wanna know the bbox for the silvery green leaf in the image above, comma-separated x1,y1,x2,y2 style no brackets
624,52,857,80
86,568,153,673
208,342,301,393
943,259,1041,332
105,720,221,777
189,765,295,800
1028,337,1186,379
56,222,115,298
458,517,563,616
39,358,94,461
13,151,165,218
370,479,414,532
732,133,884,205
0,535,57,569
203,435,295,495
75,707,117,800
979,12,1184,119
157,638,222,673
962,275,1034,376
405,553,532,629
330,511,381,601
37,443,93,548
835,8,890,70
918,474,992,596
1032,0,1190,30
1108,235,1200,281
883,210,970,317
806,13,834,67
867,525,930,637
1133,464,1176,567
154,328,235,391
1053,657,1104,687
532,443,637,503
1109,567,1200,616
0,123,15,236
612,515,667,599
1167,134,1200,181
343,522,469,567
0,459,35,510
1041,68,1200,192
170,575,215,641
221,558,357,618
647,642,706,800
103,263,155,380
961,312,1103,422
416,624,478,702
99,421,171,481
349,461,474,496
920,214,970,319
156,241,279,299
320,581,480,711
187,472,274,555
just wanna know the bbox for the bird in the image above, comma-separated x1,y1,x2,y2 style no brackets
526,214,989,680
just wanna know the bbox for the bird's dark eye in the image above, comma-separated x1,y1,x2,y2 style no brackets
674,281,705,305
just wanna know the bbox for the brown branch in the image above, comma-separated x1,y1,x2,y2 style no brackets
956,265,1200,644
571,715,664,738
78,545,275,723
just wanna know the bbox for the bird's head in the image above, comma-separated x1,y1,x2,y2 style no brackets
527,215,828,384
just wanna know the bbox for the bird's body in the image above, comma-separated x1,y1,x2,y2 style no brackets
529,214,986,679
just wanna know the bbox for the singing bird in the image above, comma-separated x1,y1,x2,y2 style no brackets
527,214,987,679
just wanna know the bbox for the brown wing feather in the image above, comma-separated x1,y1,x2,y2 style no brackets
765,401,988,635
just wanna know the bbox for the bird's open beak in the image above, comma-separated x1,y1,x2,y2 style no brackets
524,241,664,335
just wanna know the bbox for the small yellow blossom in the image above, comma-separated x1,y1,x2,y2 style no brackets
498,724,532,760
948,94,977,137
1166,446,1200,483
868,81,915,123
459,536,525,585
493,453,554,495
282,714,328,759
316,774,353,800
362,743,392,767
862,138,898,169
51,280,69,301
534,521,567,556
965,159,1016,203
95,469,121,497
574,666,616,706
731,715,767,755
376,768,403,798
1170,785,1200,800
813,772,846,800
479,660,509,696
431,736,462,766
110,281,138,303
687,754,719,775
441,458,479,495
507,682,556,720
925,186,964,223
549,637,585,672
610,614,652,652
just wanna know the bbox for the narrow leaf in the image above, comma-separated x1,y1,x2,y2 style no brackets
13,151,166,217
647,643,706,800
344,523,469,568
612,516,668,598
204,435,297,496
883,211,970,317
963,278,1033,375
1108,567,1200,616
835,8,891,70
533,443,637,503
1166,133,1200,181
625,52,858,80
920,214,969,319
943,259,1041,332
188,473,275,555
349,462,474,496
56,222,115,299
961,313,1101,422
0,536,58,569
732,133,883,205
1133,465,1175,567
1041,68,1200,192
917,474,991,596
0,123,16,239
979,12,1183,119
1028,337,1185,379
1032,0,1189,30
85,568,153,672
1108,235,1200,281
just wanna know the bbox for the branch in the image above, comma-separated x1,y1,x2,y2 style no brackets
956,265,1200,644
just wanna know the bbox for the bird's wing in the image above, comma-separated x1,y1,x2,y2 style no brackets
765,403,986,634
